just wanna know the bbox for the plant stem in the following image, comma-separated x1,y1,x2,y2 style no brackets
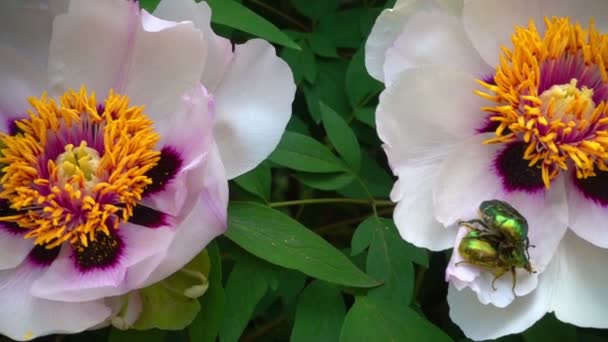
247,0,310,31
269,197,393,208
241,314,287,342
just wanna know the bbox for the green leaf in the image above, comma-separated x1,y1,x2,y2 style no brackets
308,32,338,58
345,48,383,107
291,281,346,342
339,152,393,198
233,163,271,202
354,107,376,128
139,0,161,12
226,202,380,288
281,41,317,83
304,60,351,123
189,242,225,342
269,131,348,173
524,314,577,342
320,102,361,171
206,0,300,50
296,172,355,191
108,329,166,342
219,257,273,342
317,9,365,49
364,217,415,306
339,297,450,342
291,0,340,20
131,251,211,330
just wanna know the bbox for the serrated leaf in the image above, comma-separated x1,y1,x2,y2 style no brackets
291,0,340,20
296,172,355,191
206,0,300,50
219,257,272,342
339,297,450,342
226,202,380,288
320,102,361,171
345,48,383,107
131,251,211,330
291,281,346,342
233,163,271,202
189,242,225,342
269,132,348,173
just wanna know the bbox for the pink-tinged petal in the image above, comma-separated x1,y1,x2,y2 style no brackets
0,228,34,271
376,67,485,169
48,0,206,118
550,232,608,328
392,164,455,251
142,84,216,216
447,227,538,308
213,39,295,179
0,263,110,341
0,45,46,127
153,0,234,91
566,172,608,247
365,0,455,82
0,0,67,68
30,225,175,302
383,11,492,86
141,144,228,287
463,0,542,68
448,278,550,341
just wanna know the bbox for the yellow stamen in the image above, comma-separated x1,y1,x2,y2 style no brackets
478,17,608,188
0,87,160,248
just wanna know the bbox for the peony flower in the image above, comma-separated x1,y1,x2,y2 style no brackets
367,0,608,339
0,0,294,340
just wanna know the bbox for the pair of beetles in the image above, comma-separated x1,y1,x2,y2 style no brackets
457,200,534,293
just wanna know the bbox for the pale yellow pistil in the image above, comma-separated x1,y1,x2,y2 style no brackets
57,141,100,183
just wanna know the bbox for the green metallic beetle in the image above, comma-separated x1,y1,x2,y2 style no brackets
456,200,535,293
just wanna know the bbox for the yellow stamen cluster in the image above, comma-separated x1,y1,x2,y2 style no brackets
477,17,608,188
0,87,160,248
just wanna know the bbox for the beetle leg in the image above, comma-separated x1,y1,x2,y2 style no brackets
510,267,517,296
457,219,488,231
491,268,508,291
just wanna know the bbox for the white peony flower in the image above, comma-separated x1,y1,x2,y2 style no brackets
0,0,294,339
367,0,608,339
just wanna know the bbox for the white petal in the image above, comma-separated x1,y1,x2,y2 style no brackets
392,164,455,251
0,0,67,68
433,134,505,226
0,263,110,341
0,45,46,126
376,67,485,169
153,0,234,91
0,228,34,271
566,176,608,247
434,136,568,270
213,39,295,179
550,232,608,328
383,11,492,86
365,0,452,82
463,0,542,68
141,144,228,286
49,0,206,118
448,279,549,341
31,225,175,302
109,291,143,330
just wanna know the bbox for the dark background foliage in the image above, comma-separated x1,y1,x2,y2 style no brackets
12,0,608,341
